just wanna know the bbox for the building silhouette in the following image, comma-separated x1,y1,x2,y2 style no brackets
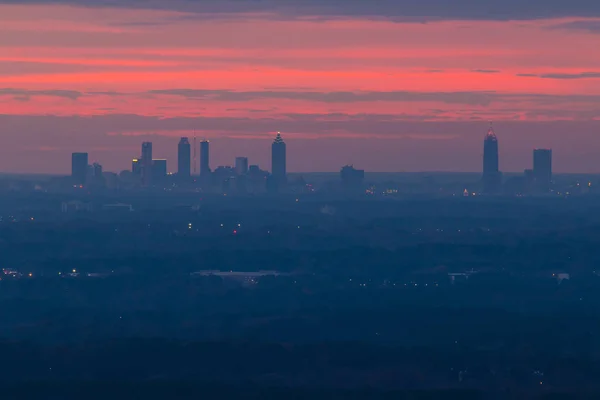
141,142,153,186
152,159,167,182
533,148,552,192
92,162,102,177
340,165,365,189
235,157,249,175
177,137,191,178
271,132,287,184
87,162,105,187
200,140,211,176
71,152,88,185
482,123,501,193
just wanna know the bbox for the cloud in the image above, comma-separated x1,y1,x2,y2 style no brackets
280,112,450,122
7,86,600,111
86,91,128,96
547,20,600,33
226,107,278,113
0,88,82,100
516,72,600,79
471,69,500,74
8,86,600,110
2,0,600,20
147,89,498,106
523,108,600,119
145,88,600,107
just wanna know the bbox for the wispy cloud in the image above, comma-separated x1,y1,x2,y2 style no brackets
7,86,600,110
516,72,600,79
0,88,82,99
147,89,499,106
3,0,600,21
471,69,500,74
547,19,600,33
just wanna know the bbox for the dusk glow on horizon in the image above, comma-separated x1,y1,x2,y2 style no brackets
3,0,600,173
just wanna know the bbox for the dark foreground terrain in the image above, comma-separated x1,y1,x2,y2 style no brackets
2,193,600,398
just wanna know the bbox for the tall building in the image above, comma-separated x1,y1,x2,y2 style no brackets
533,148,552,192
152,159,167,182
235,157,249,175
71,152,88,185
271,132,287,183
178,137,191,178
141,142,153,186
482,124,501,193
200,140,211,176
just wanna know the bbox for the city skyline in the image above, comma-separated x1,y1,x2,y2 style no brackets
3,1,600,173
57,131,567,176
70,128,556,192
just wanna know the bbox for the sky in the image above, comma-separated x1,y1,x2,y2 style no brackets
2,0,600,173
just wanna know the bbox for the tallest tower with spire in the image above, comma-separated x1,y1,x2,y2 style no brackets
482,122,501,193
271,132,287,183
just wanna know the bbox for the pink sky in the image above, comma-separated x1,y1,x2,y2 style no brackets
1,3,600,173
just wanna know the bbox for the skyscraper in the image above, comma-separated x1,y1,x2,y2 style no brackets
177,137,191,178
200,140,210,176
71,152,88,185
533,148,552,192
482,124,501,193
235,157,249,175
141,142,152,186
271,132,287,183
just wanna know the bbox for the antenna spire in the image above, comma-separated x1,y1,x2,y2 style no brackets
486,121,496,139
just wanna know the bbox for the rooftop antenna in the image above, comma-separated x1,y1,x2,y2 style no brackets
486,121,496,139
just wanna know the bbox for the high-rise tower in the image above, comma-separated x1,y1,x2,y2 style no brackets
200,140,210,176
533,148,552,192
271,132,287,183
482,123,501,193
71,152,88,185
178,137,191,178
141,142,153,186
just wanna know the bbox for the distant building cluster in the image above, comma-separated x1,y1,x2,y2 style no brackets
71,152,105,188
482,123,554,195
71,132,293,193
68,124,566,196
